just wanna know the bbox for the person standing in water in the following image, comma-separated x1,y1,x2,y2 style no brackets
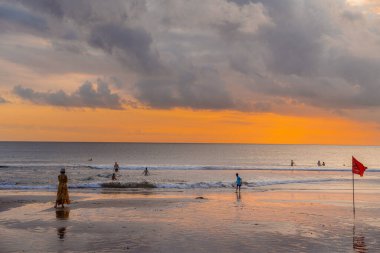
114,162,119,172
143,167,150,176
54,168,70,208
235,173,242,192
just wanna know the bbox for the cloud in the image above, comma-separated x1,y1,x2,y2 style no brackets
88,23,161,73
0,2,48,32
1,0,380,119
0,96,7,103
13,80,125,109
15,0,64,18
135,65,236,110
223,0,380,111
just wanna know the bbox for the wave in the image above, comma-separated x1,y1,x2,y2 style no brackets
0,181,102,190
101,182,156,188
83,165,380,173
0,178,348,190
2,163,380,172
155,178,347,189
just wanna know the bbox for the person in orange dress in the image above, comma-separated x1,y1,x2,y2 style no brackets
54,168,70,208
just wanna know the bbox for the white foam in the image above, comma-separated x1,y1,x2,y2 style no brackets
0,178,350,190
2,162,380,172
0,182,102,190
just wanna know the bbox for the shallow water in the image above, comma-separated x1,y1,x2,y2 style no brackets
1,189,380,252
1,142,380,190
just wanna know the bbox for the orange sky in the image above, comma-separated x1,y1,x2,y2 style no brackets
1,1,380,145
1,103,380,144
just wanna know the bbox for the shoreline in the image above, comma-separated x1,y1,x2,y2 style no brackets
1,186,380,252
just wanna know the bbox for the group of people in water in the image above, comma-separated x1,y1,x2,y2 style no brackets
290,160,326,167
111,162,150,181
54,162,243,208
53,156,337,209
54,161,153,208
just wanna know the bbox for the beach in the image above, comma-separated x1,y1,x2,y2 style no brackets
2,143,380,252
1,180,380,253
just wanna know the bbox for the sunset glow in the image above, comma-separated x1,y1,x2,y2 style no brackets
1,0,380,144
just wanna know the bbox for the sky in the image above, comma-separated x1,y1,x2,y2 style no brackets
1,0,380,144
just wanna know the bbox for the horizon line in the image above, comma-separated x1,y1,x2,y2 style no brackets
0,141,379,146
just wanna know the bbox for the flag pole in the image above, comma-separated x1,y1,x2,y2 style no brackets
352,171,355,219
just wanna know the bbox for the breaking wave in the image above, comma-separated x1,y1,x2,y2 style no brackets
0,178,348,190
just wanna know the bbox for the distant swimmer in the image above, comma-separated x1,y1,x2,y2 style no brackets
112,173,117,181
114,162,119,172
143,167,150,176
317,160,321,167
291,160,295,166
322,162,325,166
235,173,242,192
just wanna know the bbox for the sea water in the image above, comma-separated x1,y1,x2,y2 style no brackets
1,142,380,190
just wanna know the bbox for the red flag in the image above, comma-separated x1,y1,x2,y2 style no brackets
352,156,367,177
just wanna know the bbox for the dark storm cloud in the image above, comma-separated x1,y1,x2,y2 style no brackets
2,0,380,116
2,0,161,73
251,1,333,77
15,0,63,18
13,81,124,109
227,0,253,5
222,0,380,111
88,23,160,73
0,3,48,32
135,66,235,110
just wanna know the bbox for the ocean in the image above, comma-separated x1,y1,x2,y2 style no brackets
1,142,380,191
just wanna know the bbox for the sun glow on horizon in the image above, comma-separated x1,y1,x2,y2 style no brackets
1,103,380,145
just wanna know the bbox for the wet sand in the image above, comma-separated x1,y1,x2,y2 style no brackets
1,185,380,252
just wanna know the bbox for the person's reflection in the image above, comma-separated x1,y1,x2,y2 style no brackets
57,227,66,240
236,191,241,202
56,209,70,220
353,225,368,253
56,209,70,240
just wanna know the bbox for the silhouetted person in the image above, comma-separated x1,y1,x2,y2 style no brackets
114,162,119,172
143,167,150,176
